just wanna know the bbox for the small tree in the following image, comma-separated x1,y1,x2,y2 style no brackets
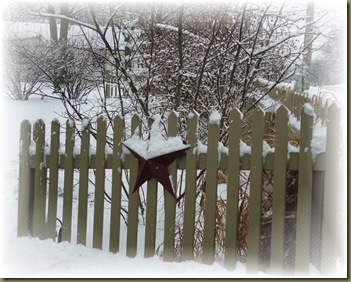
4,42,45,100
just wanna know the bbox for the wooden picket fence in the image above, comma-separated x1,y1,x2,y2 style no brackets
17,104,340,276
254,79,330,121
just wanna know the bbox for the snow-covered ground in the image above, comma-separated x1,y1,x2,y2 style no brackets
0,85,347,278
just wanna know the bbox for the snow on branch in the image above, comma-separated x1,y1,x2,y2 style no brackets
155,23,210,45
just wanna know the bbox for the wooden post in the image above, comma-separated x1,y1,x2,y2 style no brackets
62,120,75,242
182,111,198,261
93,116,107,250
126,115,141,257
32,119,47,240
17,120,32,237
270,106,289,274
47,119,60,240
77,119,90,246
202,114,220,265
163,111,179,262
224,109,242,270
295,104,314,274
320,103,340,275
109,115,124,253
246,107,265,273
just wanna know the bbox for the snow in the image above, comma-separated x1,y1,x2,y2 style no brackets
311,126,327,161
262,140,275,159
123,114,189,160
81,118,90,131
209,111,221,125
0,87,347,278
29,140,36,156
239,140,251,157
303,103,316,117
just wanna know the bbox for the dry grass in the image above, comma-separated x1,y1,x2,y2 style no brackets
156,169,299,270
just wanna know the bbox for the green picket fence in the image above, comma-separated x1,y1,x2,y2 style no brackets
254,79,330,122
17,104,340,276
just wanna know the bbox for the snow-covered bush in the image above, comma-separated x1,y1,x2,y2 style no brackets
4,44,45,100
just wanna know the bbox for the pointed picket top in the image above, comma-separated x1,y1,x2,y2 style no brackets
229,108,243,124
252,105,265,119
33,119,45,136
66,119,75,129
113,115,124,128
187,109,199,121
33,119,46,161
21,119,31,130
275,104,288,116
81,118,90,131
327,102,340,118
168,111,179,138
130,114,141,137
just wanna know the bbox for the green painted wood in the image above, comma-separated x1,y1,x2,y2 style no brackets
43,148,326,172
77,120,90,246
202,116,220,265
109,115,124,253
47,119,60,240
144,115,158,258
144,178,157,258
93,117,107,250
270,106,288,273
182,111,198,261
295,106,314,274
310,171,324,270
62,120,75,242
17,120,32,237
224,109,242,270
320,103,340,276
126,115,141,257
246,107,265,273
163,111,179,262
32,119,47,239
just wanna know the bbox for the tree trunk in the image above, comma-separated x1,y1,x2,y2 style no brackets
47,4,58,43
59,3,70,42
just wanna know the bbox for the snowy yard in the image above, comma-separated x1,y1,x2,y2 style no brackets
0,85,347,278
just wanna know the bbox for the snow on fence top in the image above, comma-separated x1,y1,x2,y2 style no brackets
22,105,334,173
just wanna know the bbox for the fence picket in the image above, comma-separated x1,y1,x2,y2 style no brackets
109,116,124,253
182,111,199,261
93,117,107,250
246,107,265,273
126,115,141,257
144,119,158,258
62,120,75,242
47,119,60,240
295,105,314,274
202,117,220,264
32,119,47,239
224,109,242,270
163,111,179,262
17,120,32,237
270,106,289,273
77,120,90,246
320,103,340,275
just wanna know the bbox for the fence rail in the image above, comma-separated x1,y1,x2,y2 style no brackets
17,104,340,276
